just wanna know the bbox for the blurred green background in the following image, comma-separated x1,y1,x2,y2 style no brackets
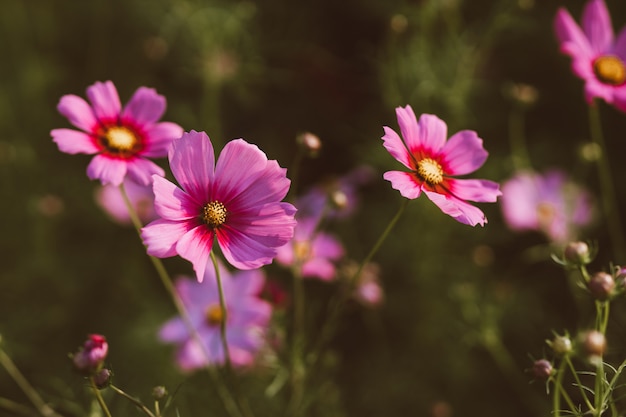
3,0,626,416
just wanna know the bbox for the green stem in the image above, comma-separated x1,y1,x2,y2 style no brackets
109,384,156,417
285,266,305,417
0,345,64,417
588,103,625,261
565,355,594,411
210,251,232,369
89,377,112,417
118,184,245,417
508,104,532,171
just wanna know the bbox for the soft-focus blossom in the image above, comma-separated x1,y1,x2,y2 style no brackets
95,179,157,225
159,263,272,370
276,217,344,281
554,0,626,109
345,262,384,308
382,105,501,226
72,334,108,374
500,170,594,243
296,165,374,221
51,81,183,186
141,130,297,282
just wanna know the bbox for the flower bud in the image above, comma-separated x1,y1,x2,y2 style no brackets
587,272,615,301
580,330,606,358
152,386,168,400
563,241,592,265
531,359,554,380
93,368,112,389
549,335,573,356
72,334,108,374
296,132,322,156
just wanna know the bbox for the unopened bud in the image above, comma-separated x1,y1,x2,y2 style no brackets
329,190,348,210
296,132,322,156
580,330,606,358
588,272,615,301
549,335,573,356
152,386,168,400
531,359,553,380
93,368,112,389
72,334,108,374
563,241,592,265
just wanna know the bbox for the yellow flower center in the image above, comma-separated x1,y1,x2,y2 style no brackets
293,241,311,261
593,55,626,86
205,304,225,326
536,202,556,227
417,158,444,185
202,201,227,229
99,126,142,157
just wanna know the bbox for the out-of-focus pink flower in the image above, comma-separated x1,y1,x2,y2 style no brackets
296,166,374,220
159,263,272,370
350,262,384,308
51,81,183,186
500,170,594,243
382,105,501,226
95,179,157,225
555,0,626,109
72,334,108,374
275,217,344,281
141,131,297,282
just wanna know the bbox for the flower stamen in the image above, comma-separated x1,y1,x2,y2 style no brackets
202,201,227,229
417,158,444,185
593,55,626,86
205,304,225,326
99,126,142,157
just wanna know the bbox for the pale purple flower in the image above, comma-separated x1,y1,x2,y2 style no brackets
382,105,501,226
51,81,183,186
95,179,157,225
500,170,594,243
275,217,344,281
159,263,272,370
555,0,626,109
141,131,297,282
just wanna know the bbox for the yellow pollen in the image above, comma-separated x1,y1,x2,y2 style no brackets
99,126,141,157
205,304,225,326
536,202,556,227
202,201,227,229
293,241,311,261
416,158,444,185
594,55,626,86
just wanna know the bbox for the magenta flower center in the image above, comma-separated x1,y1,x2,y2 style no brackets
98,126,143,158
593,55,626,86
205,304,225,326
201,201,228,229
416,158,444,185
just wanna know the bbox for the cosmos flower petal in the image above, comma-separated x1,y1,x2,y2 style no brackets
56,95,98,132
122,87,166,125
227,203,297,249
313,234,344,259
584,78,616,103
142,122,185,157
176,225,215,283
87,154,128,186
302,258,337,281
141,218,195,258
413,113,448,154
383,171,422,199
381,126,412,169
448,179,502,203
51,129,100,154
159,318,189,343
86,81,121,121
423,190,487,227
582,0,614,53
152,175,199,220
169,131,215,202
440,130,488,175
613,27,626,59
217,226,279,270
555,8,594,61
125,158,165,186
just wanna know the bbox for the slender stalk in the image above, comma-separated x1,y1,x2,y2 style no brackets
118,184,245,417
210,251,232,369
88,377,112,417
109,384,156,417
565,355,594,411
508,103,532,171
0,346,64,417
588,103,625,261
285,266,305,417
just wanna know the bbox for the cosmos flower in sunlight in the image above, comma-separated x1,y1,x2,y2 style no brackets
159,263,272,370
382,105,501,226
500,170,594,243
95,179,157,226
141,130,297,282
555,0,626,109
276,217,344,281
51,80,183,186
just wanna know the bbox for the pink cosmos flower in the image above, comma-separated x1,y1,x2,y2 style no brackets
555,0,626,109
51,81,184,186
141,130,297,282
500,170,594,243
72,334,109,374
95,179,158,225
382,105,501,226
275,217,345,281
159,263,272,370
